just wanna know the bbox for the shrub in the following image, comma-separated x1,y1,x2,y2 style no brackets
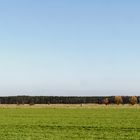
29,102,34,106
129,96,137,105
114,96,123,105
16,102,20,105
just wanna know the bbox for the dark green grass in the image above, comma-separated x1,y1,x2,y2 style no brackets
0,107,140,139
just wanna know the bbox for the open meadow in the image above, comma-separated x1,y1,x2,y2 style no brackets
0,105,140,140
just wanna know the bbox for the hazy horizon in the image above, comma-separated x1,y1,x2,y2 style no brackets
1,0,140,96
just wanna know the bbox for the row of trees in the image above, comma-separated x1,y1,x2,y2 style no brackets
0,96,139,105
103,96,138,105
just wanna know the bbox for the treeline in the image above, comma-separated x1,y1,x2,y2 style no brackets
0,96,139,105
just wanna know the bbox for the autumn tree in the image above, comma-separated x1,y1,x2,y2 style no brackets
129,96,137,105
114,96,123,105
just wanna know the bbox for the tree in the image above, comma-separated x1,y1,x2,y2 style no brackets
114,96,123,105
103,98,109,105
129,96,137,105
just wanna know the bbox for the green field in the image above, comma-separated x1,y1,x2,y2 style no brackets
0,106,140,140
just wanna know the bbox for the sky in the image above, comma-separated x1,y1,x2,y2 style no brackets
0,0,140,96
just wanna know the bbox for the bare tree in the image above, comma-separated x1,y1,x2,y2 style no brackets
103,98,109,105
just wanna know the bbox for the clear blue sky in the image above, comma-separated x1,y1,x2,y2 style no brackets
0,0,140,96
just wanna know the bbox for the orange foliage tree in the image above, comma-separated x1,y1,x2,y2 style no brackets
114,96,123,105
129,96,137,105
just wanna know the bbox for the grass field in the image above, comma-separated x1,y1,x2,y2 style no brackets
0,105,140,140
